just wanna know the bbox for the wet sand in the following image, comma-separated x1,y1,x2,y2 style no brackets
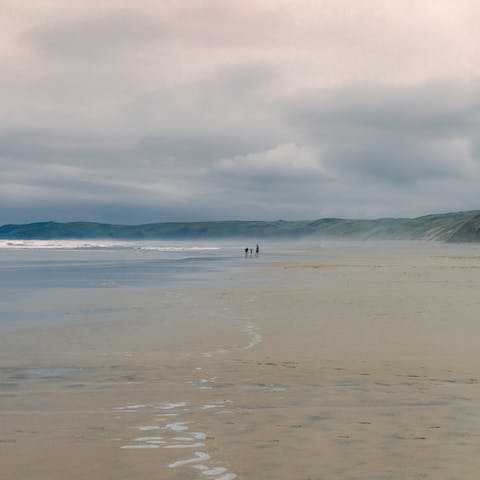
1,243,480,479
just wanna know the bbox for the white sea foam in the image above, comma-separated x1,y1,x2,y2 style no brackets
158,402,187,410
168,451,210,468
186,377,217,389
202,467,228,476
0,239,221,252
201,404,224,410
121,444,160,449
216,474,237,480
137,426,160,431
201,349,228,357
165,422,189,432
134,437,164,442
191,432,207,440
164,442,205,449
114,404,148,411
244,323,263,349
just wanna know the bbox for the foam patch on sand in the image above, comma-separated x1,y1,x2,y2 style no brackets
244,323,262,349
201,467,228,476
201,349,228,357
117,394,238,479
201,404,224,410
186,377,217,389
114,404,149,411
120,444,160,449
134,436,165,442
164,421,189,432
168,451,211,468
158,402,187,410
164,442,205,448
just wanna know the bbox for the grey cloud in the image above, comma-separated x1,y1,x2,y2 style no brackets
168,1,294,47
200,63,276,100
138,135,245,164
285,84,480,184
321,139,465,184
3,2,480,224
0,127,276,172
25,10,168,60
211,143,327,184
137,131,279,165
290,85,480,136
0,162,202,228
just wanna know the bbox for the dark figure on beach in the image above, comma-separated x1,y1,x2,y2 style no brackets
250,248,253,256
255,244,259,257
245,247,249,257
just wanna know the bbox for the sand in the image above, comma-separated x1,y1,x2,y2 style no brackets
1,242,480,479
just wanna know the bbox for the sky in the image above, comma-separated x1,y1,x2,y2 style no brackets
1,0,480,225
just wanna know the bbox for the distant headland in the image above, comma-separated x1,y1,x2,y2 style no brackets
1,211,480,242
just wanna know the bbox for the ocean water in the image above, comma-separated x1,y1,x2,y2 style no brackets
0,239,286,326
0,237,434,300
0,237,401,327
0,239,242,289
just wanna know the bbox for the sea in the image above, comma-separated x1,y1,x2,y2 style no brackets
0,239,246,290
0,237,423,327
0,238,289,326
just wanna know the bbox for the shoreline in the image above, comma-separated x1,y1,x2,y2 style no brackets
1,242,480,479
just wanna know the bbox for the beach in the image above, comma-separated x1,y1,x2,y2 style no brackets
1,241,480,479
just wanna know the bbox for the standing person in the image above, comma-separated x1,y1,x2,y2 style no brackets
245,247,249,257
255,244,259,257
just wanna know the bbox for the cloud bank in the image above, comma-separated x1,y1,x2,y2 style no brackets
1,1,480,224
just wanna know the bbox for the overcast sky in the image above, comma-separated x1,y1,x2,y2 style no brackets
1,1,480,224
